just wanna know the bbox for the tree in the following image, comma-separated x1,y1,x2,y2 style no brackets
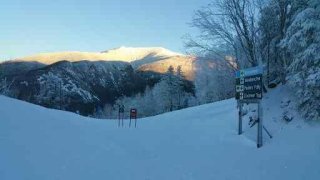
194,56,235,104
0,77,13,96
279,0,320,120
103,103,114,118
176,65,184,78
104,66,196,118
259,0,294,83
257,0,320,120
36,72,65,109
186,0,260,68
156,66,177,111
176,65,185,109
259,1,282,83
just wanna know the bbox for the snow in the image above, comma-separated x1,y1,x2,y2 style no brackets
0,85,319,180
13,47,184,65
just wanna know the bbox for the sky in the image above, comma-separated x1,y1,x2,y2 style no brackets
0,0,210,61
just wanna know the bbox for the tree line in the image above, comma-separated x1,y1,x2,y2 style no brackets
185,0,319,120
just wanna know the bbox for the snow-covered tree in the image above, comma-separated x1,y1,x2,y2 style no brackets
105,67,195,118
0,78,13,96
37,72,64,109
194,56,235,104
279,0,320,120
136,86,158,116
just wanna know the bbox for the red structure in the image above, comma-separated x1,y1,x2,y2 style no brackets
129,108,137,128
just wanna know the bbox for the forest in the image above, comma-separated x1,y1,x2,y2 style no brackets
105,0,319,120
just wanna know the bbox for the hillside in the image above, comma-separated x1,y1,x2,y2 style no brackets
0,85,319,180
0,60,155,115
138,55,196,80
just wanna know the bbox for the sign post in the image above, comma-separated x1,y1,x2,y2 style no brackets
238,103,243,135
129,108,137,128
257,102,263,148
235,66,265,148
118,105,125,127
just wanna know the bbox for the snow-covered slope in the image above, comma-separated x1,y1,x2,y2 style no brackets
14,47,184,65
138,55,196,80
102,46,183,61
1,85,319,180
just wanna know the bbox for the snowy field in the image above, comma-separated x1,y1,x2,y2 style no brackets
0,86,319,180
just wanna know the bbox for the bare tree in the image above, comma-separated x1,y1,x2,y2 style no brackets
186,0,260,68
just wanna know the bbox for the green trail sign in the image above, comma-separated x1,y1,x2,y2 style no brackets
235,66,269,148
235,66,263,101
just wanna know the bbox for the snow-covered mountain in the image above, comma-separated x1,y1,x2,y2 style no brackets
0,60,164,116
11,47,196,80
15,47,183,64
0,47,196,115
1,85,319,180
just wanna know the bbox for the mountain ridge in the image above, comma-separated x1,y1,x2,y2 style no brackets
6,46,196,80
13,47,186,65
0,47,196,115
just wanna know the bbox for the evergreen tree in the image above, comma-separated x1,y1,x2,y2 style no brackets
279,0,320,120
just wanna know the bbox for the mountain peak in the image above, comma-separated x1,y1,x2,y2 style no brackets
102,46,183,57
12,47,185,65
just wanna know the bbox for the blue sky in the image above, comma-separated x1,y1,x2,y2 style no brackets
0,0,210,60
